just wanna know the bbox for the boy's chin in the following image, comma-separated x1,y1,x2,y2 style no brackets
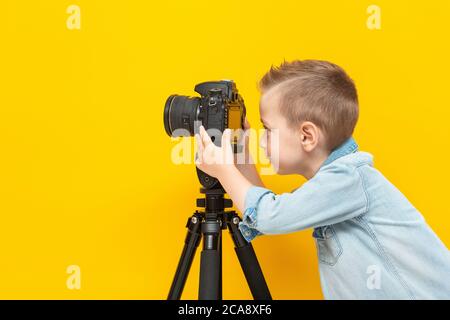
272,164,299,175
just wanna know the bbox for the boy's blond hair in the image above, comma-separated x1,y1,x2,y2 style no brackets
259,59,359,151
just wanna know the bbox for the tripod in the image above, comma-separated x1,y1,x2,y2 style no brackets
167,187,272,300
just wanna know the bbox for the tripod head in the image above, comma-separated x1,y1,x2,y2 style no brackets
196,187,233,221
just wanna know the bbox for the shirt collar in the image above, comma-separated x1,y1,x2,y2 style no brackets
320,136,359,168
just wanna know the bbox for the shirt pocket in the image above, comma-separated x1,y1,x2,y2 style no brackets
312,225,343,266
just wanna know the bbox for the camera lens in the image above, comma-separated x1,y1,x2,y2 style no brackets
164,95,201,137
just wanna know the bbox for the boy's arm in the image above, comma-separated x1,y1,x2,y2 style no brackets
218,165,265,242
218,166,253,214
237,161,369,242
235,153,265,188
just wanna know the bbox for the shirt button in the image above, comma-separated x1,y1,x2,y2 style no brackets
244,231,251,237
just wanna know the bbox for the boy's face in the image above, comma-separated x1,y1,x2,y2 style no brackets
259,87,304,175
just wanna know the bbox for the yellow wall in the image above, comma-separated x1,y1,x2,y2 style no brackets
0,0,449,299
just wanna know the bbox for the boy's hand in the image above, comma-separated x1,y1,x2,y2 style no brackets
195,125,235,179
195,122,254,215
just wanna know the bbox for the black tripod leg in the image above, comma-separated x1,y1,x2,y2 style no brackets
198,220,221,300
167,213,202,300
227,213,272,300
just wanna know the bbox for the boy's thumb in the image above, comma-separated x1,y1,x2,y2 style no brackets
222,129,234,164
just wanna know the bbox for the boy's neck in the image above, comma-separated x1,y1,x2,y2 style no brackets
302,149,331,180
302,137,359,179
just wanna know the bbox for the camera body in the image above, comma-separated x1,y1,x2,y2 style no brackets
164,80,246,189
194,80,246,145
164,80,246,142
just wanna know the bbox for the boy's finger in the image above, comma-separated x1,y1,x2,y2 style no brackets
222,128,232,150
222,129,234,164
200,126,213,146
195,134,203,163
195,133,203,152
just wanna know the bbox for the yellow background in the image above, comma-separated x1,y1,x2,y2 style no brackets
1,0,449,299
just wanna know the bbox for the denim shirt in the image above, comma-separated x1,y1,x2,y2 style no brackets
238,137,450,299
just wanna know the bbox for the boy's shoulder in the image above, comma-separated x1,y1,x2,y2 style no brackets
300,151,374,192
322,151,374,170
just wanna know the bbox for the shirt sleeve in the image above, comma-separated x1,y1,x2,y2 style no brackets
238,161,369,242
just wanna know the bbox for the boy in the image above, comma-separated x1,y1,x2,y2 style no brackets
194,60,450,299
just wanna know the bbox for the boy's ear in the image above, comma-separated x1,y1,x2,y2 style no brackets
299,121,320,152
